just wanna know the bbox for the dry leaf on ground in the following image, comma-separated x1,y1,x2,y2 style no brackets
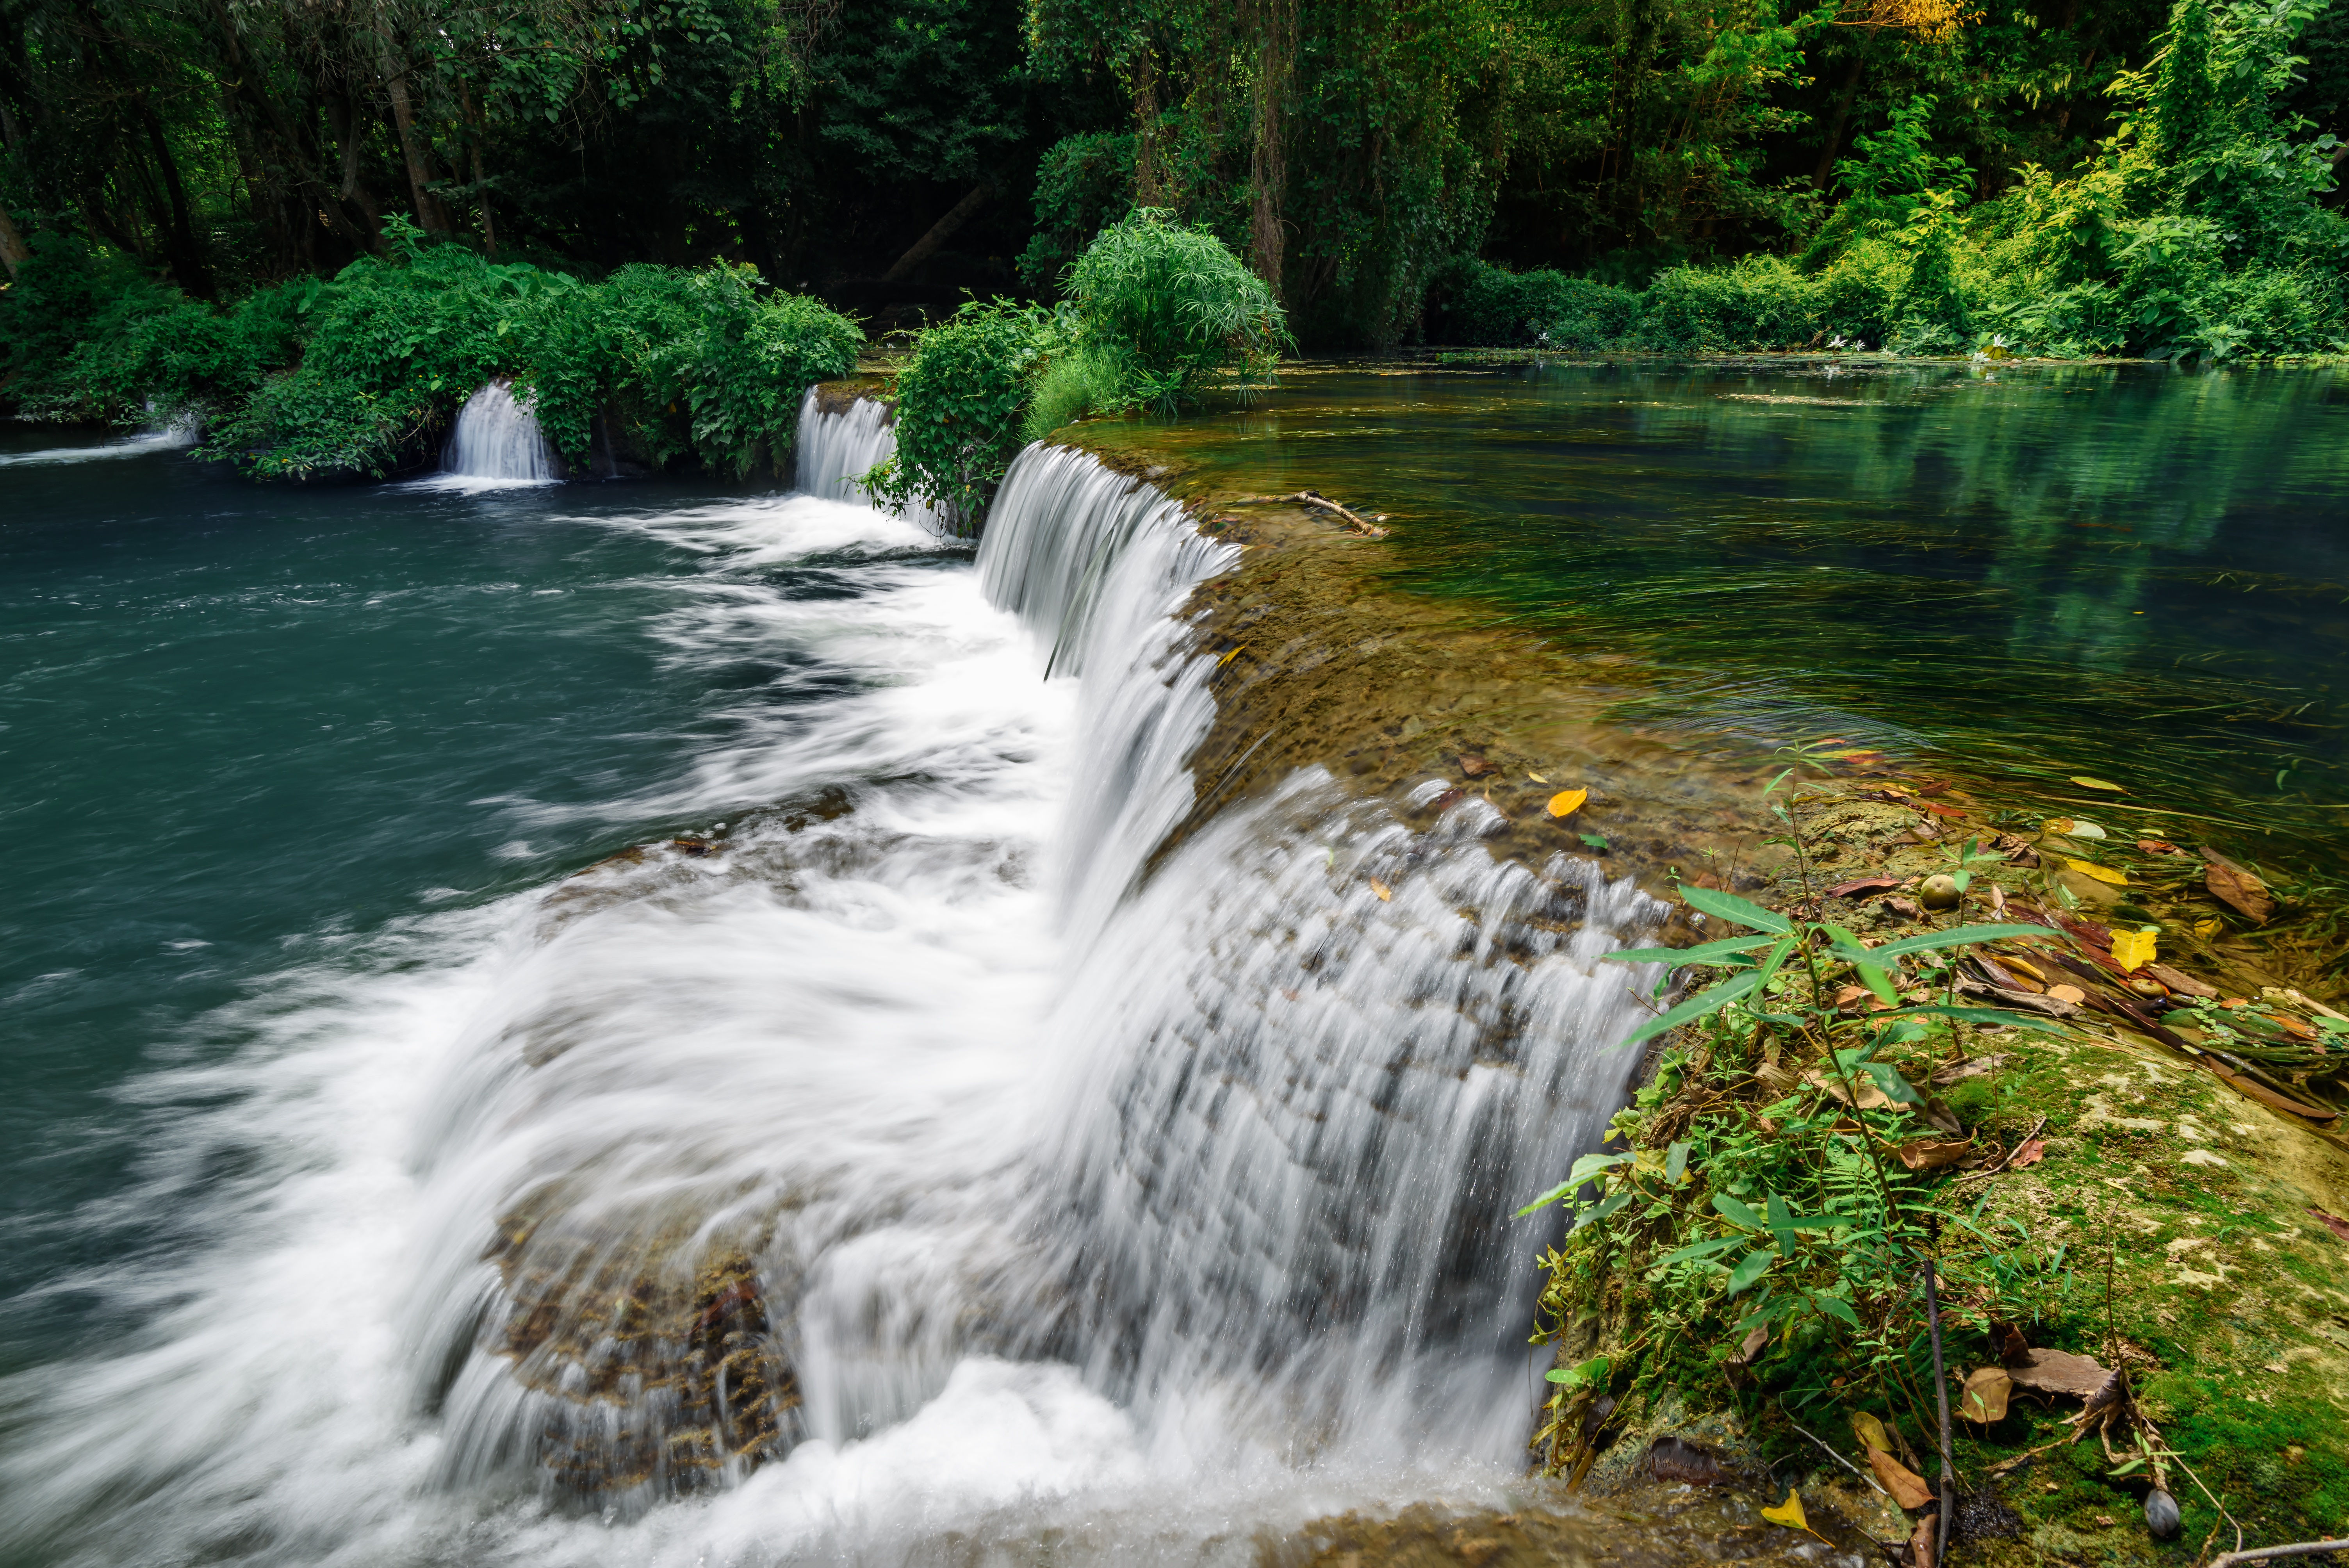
2065,858,2130,887
1960,1366,2013,1424
2070,776,2128,792
1760,1490,1814,1534
1458,753,1494,777
1866,1447,1936,1509
2146,964,2216,998
1547,788,1589,818
1804,1067,1894,1111
2109,927,2158,972
2309,1207,2349,1242
1931,1053,2013,1085
1825,875,1902,897
1895,1138,1974,1172
2007,1137,2047,1169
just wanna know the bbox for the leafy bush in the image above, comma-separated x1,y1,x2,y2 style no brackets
1021,343,1128,442
1018,132,1137,292
11,219,861,482
1634,256,1822,351
1063,208,1288,410
1429,260,1640,348
866,300,1053,533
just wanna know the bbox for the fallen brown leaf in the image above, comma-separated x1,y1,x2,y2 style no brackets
2007,1137,2047,1169
2308,1207,2349,1242
1866,1446,1936,1510
1825,875,1903,898
2136,838,2184,855
1959,1366,2012,1424
1805,1066,1894,1111
2200,846,2276,923
1885,896,1927,921
1895,1138,1974,1172
1727,1324,1771,1367
2046,984,2086,1005
1459,753,1494,778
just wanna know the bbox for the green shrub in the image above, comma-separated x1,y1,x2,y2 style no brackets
1634,256,1821,351
867,300,1054,533
1064,208,1288,410
1021,342,1127,441
202,368,438,481
1018,132,1137,292
1430,260,1640,348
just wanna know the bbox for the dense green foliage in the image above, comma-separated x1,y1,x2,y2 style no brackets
874,211,1286,529
4,221,859,478
5,0,2348,459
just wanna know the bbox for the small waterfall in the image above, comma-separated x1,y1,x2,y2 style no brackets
978,442,1665,1456
793,388,948,533
440,381,561,485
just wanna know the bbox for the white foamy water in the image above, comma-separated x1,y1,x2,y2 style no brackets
0,412,1664,1567
793,388,950,536
424,380,563,488
0,420,199,465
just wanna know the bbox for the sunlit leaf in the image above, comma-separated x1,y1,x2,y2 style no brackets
1761,1491,1814,1535
2065,857,2130,887
2069,776,2127,792
1606,935,1776,967
2109,927,2158,972
1547,788,1589,818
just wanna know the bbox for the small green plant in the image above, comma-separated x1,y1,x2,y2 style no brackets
866,299,1055,534
1523,758,2071,1477
1062,208,1289,413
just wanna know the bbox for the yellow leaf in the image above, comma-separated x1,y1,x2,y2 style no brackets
1761,1490,1814,1534
1527,771,1549,783
1547,789,1589,819
1369,878,1392,902
1850,1411,1894,1453
2069,775,2127,792
2109,927,2159,972
2065,858,2129,887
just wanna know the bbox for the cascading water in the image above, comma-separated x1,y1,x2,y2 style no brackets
792,388,948,534
437,380,562,485
0,406,1664,1568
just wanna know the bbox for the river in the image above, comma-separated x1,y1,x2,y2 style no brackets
3,359,2342,1568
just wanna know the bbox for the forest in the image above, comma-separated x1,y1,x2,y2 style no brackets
3,0,2348,486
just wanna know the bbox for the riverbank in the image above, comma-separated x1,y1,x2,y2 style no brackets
1012,375,2349,1565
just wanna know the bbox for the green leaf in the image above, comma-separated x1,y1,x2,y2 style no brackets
1889,1003,2068,1035
1572,1188,1637,1232
1676,884,1793,935
1545,1353,1611,1389
1619,970,1765,1049
1606,935,1776,967
1766,1192,1798,1259
1806,1290,1862,1327
1665,1140,1691,1184
1856,1060,1926,1106
1725,1248,1778,1294
1654,1234,1743,1268
1836,923,2050,966
1713,1192,1764,1229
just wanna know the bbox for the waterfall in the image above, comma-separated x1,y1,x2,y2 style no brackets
793,388,948,533
977,442,1665,1453
0,420,1666,1566
438,381,561,486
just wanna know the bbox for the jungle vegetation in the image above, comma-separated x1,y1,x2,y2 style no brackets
3,0,2347,472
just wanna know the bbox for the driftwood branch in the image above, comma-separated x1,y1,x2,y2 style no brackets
881,180,994,285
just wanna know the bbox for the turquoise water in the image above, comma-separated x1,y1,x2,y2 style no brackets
0,437,899,1368
1137,360,2349,865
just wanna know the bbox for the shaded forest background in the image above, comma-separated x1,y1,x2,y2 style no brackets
2,0,2345,352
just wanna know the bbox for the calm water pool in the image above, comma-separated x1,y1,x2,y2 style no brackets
1100,358,2349,864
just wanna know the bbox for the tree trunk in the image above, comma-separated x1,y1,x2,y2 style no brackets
381,54,451,233
1246,0,1294,293
0,201,30,277
136,94,214,296
1811,52,1868,189
1132,47,1165,207
458,78,495,255
880,180,992,283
